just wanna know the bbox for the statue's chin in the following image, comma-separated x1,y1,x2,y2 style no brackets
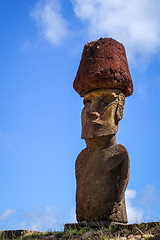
81,123,118,139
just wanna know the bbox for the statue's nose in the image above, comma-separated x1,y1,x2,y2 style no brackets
86,111,99,120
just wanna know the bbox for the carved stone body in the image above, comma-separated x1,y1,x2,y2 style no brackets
73,38,133,224
76,142,129,223
75,89,130,223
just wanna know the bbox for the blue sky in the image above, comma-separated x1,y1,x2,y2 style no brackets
0,0,160,231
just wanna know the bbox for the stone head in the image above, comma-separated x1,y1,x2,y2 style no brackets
81,89,125,139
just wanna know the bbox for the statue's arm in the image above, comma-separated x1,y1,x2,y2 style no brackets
75,148,87,178
116,150,130,203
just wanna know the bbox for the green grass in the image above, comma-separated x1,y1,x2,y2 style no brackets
64,226,93,238
0,230,52,240
20,231,51,239
107,226,116,233
143,234,155,240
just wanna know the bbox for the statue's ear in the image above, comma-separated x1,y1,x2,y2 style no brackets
116,94,125,121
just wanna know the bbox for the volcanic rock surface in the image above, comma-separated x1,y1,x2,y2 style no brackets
73,38,133,97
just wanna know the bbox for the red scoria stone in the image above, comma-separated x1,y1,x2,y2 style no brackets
73,38,133,97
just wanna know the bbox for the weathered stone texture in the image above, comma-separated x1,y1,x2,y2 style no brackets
74,38,132,224
76,143,130,223
81,89,125,140
73,38,133,97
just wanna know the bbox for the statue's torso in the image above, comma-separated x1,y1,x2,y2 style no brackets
76,143,130,222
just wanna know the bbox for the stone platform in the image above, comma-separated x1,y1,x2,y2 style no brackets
64,221,127,230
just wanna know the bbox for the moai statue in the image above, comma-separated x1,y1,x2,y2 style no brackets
73,38,133,223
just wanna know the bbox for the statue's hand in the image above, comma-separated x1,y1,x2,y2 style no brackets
111,202,121,214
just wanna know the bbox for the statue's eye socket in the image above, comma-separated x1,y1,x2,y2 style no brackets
83,99,92,107
98,97,116,109
101,96,116,106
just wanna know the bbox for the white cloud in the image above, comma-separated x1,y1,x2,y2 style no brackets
138,184,160,208
0,206,64,231
130,185,160,222
13,206,63,232
31,0,68,45
126,189,143,223
71,0,160,61
69,206,77,223
0,209,16,222
136,83,147,100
